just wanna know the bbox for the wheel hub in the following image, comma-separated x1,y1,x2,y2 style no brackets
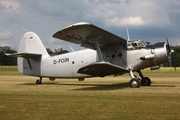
131,81,138,87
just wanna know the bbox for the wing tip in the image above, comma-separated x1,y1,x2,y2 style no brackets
72,22,91,26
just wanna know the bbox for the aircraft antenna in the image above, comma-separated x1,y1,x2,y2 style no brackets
126,27,130,41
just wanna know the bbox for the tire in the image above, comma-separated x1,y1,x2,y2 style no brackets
129,78,141,88
36,79,41,84
141,77,151,86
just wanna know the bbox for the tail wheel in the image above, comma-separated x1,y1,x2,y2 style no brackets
129,78,141,88
36,79,41,84
36,77,42,84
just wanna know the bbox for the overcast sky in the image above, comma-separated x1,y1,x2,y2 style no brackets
0,0,180,51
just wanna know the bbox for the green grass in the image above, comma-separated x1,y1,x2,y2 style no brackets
0,66,180,120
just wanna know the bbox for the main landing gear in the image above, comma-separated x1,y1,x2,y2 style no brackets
36,77,42,84
129,70,151,88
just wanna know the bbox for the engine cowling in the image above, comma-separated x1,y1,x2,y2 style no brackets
151,42,168,65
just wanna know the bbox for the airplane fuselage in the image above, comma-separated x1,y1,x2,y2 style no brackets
18,42,168,80
41,49,98,78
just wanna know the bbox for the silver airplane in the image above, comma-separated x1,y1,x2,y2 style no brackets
6,22,173,88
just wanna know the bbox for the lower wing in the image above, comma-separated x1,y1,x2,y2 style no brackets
78,62,129,77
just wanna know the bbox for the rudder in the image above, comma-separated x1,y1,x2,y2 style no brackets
18,32,49,56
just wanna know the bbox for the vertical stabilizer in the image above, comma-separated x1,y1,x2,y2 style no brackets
18,32,49,56
17,32,49,76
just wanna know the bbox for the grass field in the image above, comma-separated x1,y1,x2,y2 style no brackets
0,66,180,120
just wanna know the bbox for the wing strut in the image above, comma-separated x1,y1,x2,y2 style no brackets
87,35,104,61
95,40,104,61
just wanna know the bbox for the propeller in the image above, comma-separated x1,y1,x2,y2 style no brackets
166,36,176,70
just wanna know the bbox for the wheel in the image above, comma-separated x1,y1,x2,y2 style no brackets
36,79,42,84
129,78,141,88
141,77,151,86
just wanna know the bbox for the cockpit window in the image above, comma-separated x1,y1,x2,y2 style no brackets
127,40,149,50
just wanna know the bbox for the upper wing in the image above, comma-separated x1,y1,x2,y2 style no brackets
78,61,129,77
52,22,127,49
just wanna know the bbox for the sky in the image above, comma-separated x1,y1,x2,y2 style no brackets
0,0,180,51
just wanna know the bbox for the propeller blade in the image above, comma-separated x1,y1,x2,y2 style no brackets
166,36,171,54
166,36,176,71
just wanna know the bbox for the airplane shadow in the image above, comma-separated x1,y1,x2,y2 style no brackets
150,85,176,87
18,82,130,91
17,82,176,91
73,82,130,91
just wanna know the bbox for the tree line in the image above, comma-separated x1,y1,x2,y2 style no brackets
0,46,180,67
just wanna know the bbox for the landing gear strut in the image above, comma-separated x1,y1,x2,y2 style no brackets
137,70,151,86
36,77,42,84
129,70,151,88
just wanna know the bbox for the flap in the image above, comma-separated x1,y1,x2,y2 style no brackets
78,62,129,77
52,22,127,49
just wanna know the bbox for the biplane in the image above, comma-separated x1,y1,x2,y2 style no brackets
6,22,174,88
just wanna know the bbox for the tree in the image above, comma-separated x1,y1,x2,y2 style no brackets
46,48,53,55
172,46,180,67
46,48,69,56
54,48,69,55
0,46,17,65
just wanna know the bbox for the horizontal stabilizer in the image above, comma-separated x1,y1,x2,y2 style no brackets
5,53,42,58
78,62,129,77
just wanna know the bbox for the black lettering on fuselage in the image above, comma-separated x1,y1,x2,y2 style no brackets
53,58,69,64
